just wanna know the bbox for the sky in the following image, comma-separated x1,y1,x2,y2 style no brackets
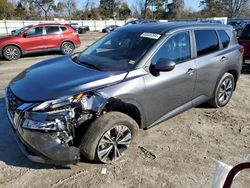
184,0,201,10
67,0,201,11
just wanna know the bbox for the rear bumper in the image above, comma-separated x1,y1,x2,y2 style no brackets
75,43,81,48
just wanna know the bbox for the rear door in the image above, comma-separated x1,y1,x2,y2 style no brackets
21,26,45,51
239,24,250,59
193,29,229,100
43,26,63,49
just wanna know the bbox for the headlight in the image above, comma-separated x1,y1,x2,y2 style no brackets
22,118,64,131
23,92,107,131
32,93,85,111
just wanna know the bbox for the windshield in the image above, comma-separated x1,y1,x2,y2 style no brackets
77,30,161,71
13,25,31,36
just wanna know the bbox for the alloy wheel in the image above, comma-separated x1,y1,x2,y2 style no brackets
62,43,74,54
5,47,19,60
218,78,233,104
97,125,132,163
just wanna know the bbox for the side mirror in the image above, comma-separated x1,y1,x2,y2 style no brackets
22,33,27,38
151,58,176,72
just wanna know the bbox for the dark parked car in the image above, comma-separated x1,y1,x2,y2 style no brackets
70,23,89,34
124,19,158,26
5,23,243,165
102,25,119,33
0,23,81,61
228,20,250,37
238,24,250,65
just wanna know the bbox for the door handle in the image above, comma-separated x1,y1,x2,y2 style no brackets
220,56,228,62
187,68,195,75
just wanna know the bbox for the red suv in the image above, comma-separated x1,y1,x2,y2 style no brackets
0,24,81,61
238,24,250,65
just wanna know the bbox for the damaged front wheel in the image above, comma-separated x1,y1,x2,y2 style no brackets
79,112,139,163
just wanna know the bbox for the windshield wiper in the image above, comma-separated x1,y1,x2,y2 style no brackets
77,60,101,71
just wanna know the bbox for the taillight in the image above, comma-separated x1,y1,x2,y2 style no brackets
239,45,244,53
73,31,79,38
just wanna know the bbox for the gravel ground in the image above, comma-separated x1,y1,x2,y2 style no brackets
0,32,250,188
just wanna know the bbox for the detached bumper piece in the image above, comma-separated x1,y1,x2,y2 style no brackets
11,125,80,165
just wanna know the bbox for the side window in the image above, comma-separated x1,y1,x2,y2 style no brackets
195,30,219,57
218,30,230,48
60,27,67,32
152,32,191,64
27,27,43,36
45,26,60,35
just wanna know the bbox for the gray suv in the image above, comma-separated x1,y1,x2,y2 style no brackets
5,23,243,164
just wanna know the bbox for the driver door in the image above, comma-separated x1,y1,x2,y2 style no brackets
143,31,196,126
21,26,46,52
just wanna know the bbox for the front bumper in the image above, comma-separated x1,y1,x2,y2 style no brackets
9,122,80,165
5,97,80,165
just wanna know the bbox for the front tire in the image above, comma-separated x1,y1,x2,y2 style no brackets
208,73,235,108
80,112,139,163
3,45,21,61
60,41,74,55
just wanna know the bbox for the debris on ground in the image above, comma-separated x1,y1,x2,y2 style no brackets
138,146,156,160
101,168,107,175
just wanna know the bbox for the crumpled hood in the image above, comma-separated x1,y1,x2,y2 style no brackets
9,56,128,101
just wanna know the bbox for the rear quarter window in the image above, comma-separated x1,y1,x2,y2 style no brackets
60,27,67,32
45,26,60,35
218,30,230,48
194,30,220,57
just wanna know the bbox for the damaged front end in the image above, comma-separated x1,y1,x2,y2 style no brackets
6,89,107,165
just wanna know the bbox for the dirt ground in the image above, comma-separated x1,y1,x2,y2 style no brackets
0,32,250,188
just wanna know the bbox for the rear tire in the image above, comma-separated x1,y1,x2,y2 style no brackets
79,112,139,163
208,73,235,108
60,41,74,55
3,45,21,61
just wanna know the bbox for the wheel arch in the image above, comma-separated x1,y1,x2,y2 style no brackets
213,66,239,97
60,40,75,48
103,98,145,129
227,69,239,90
2,44,23,56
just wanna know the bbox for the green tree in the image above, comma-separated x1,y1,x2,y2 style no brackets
15,1,26,19
32,0,56,20
99,0,114,18
168,0,184,19
99,0,121,19
200,0,223,17
142,0,151,18
118,3,131,19
152,0,168,19
0,0,15,19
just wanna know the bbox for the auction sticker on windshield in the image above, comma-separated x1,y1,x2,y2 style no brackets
140,33,161,39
